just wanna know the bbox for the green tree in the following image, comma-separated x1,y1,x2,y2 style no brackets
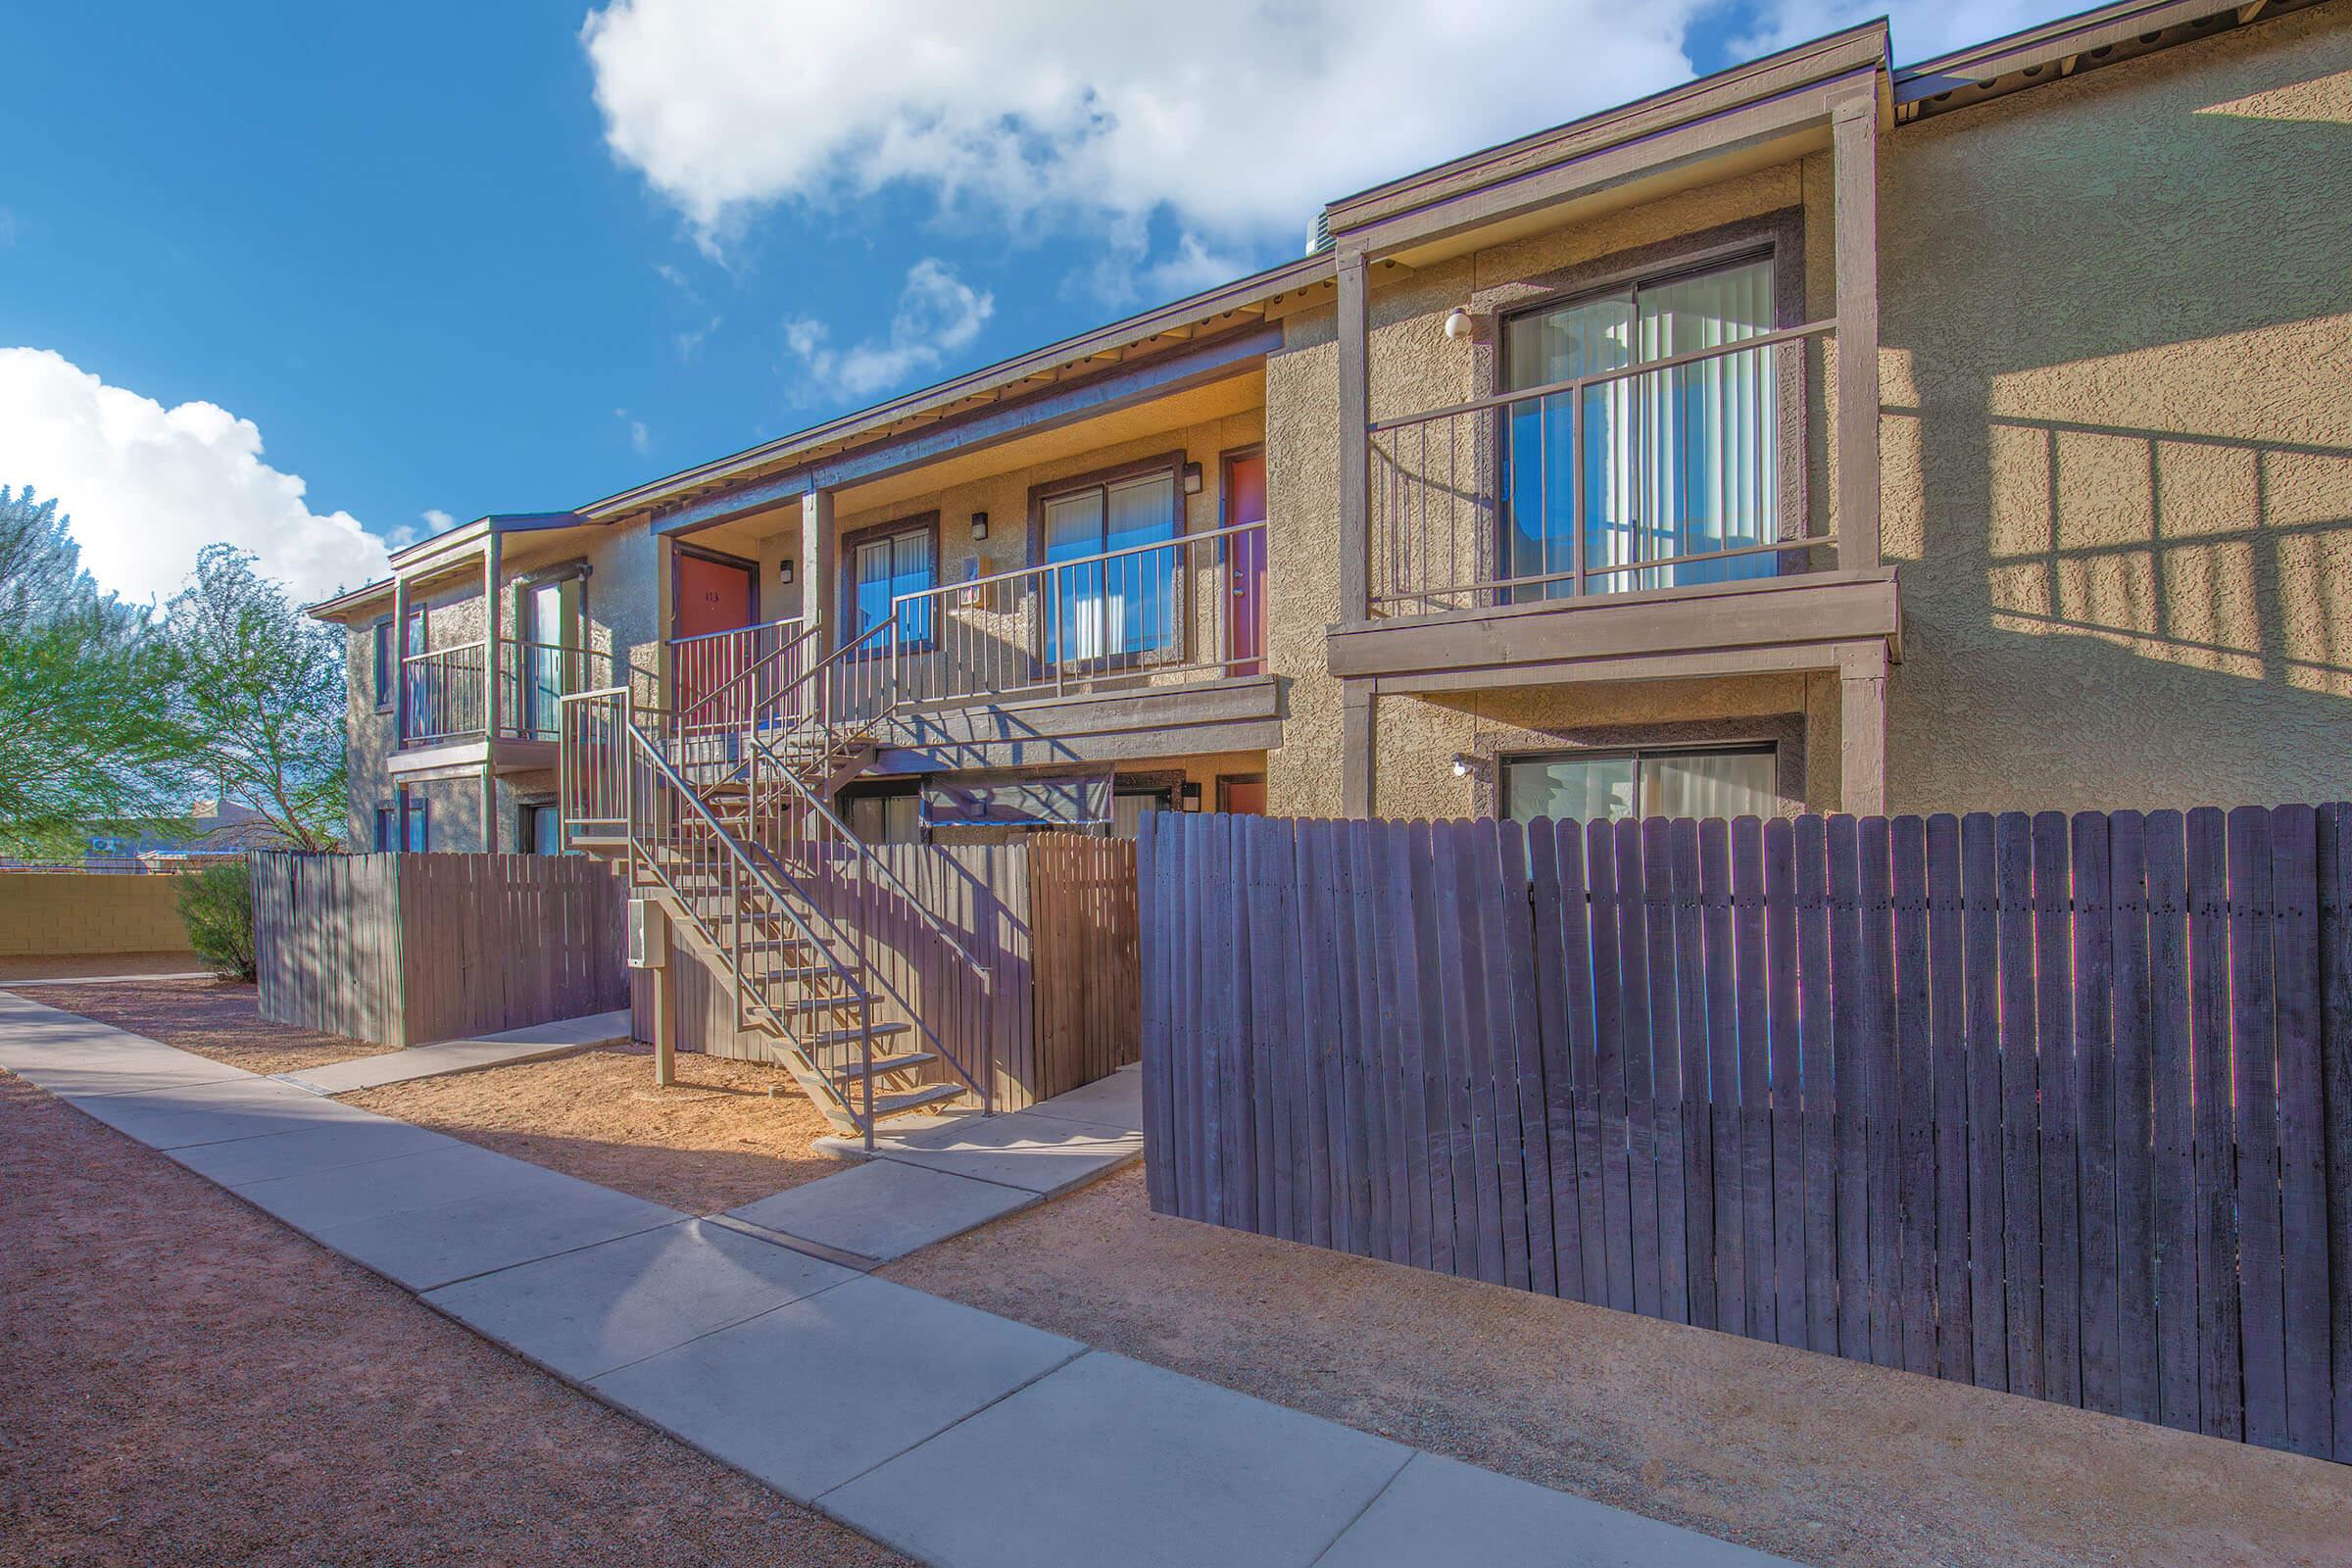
0,486,183,852
162,544,348,852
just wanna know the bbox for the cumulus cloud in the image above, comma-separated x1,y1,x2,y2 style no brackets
615,409,653,453
580,0,1710,256
784,259,994,402
0,348,390,606
421,509,456,531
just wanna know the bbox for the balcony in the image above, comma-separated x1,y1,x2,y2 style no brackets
1332,320,1897,686
394,636,614,774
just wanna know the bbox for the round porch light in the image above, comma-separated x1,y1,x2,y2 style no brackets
1444,307,1474,341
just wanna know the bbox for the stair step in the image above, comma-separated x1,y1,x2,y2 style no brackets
806,1020,913,1049
869,1083,967,1117
830,1051,937,1083
779,990,871,1014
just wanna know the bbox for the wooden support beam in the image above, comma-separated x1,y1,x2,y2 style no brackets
1336,246,1371,625
651,938,676,1088
1832,91,1883,574
479,764,499,857
1342,680,1373,817
1838,641,1887,815
800,488,836,654
481,531,502,857
390,570,413,749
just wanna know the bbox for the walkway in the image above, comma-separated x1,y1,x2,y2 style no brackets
273,1008,632,1095
0,989,1789,1568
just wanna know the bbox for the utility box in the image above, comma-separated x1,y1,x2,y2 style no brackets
626,897,668,969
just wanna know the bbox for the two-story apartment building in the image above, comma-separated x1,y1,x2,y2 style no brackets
315,0,2350,860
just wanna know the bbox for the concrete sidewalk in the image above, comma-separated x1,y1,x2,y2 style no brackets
273,1008,632,1096
0,991,1791,1568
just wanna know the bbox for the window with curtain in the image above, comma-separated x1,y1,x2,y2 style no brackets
848,523,935,645
1501,745,1779,823
1041,467,1180,665
1502,253,1778,597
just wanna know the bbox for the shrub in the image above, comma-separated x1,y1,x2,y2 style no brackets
177,859,257,981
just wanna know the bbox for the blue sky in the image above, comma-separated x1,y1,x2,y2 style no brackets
0,1,2072,605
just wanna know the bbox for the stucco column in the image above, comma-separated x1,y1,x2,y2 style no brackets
1838,643,1887,816
1831,89,1882,574
1342,681,1373,817
800,487,836,651
1336,247,1371,624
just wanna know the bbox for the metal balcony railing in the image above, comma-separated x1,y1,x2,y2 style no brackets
399,637,613,747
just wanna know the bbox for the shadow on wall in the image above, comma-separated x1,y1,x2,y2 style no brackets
1882,23,2352,813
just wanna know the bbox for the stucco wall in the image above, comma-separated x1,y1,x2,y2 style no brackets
0,872,194,956
1878,2,2352,812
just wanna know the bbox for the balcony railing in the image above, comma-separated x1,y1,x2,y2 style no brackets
399,637,613,748
877,519,1268,712
668,615,812,740
1369,319,1837,616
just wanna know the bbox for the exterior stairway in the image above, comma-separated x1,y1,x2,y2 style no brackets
555,616,993,1145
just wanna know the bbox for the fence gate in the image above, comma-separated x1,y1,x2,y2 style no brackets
1029,831,1141,1101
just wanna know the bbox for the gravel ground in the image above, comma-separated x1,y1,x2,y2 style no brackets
0,1071,909,1568
884,1165,2352,1568
0,977,398,1074
343,1045,850,1215
0,952,203,982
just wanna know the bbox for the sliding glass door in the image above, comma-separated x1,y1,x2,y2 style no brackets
1503,254,1778,597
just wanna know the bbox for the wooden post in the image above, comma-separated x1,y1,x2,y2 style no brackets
1336,247,1371,624
1832,89,1882,574
653,530,677,715
1342,680,1373,818
391,570,412,747
1838,643,1887,815
651,928,676,1088
800,487,836,651
481,534,502,855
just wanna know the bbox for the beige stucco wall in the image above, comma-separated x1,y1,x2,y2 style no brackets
1878,2,2352,812
0,872,193,956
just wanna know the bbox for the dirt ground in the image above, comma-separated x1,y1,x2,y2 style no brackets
0,976,397,1074
0,951,203,982
0,1071,909,1568
884,1165,2352,1568
344,1045,850,1215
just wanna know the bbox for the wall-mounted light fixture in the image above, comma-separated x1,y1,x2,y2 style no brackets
1451,752,1482,778
777,559,796,585
970,511,990,541
1444,307,1475,342
1182,461,1203,495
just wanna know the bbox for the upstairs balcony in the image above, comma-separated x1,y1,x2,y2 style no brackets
394,636,614,774
1333,318,1897,686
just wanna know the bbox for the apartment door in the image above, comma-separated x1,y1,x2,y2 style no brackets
673,548,759,716
1223,450,1267,675
519,575,583,738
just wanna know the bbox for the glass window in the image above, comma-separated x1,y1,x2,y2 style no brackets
373,801,429,852
375,611,425,710
1111,786,1172,839
522,805,563,856
850,524,935,646
1502,746,1778,824
1043,468,1179,664
843,784,921,845
1503,254,1778,597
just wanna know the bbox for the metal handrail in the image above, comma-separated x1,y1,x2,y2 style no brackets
671,615,812,733
1368,317,1837,434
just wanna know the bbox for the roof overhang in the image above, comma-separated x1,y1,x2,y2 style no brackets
304,510,593,621
1894,0,2331,122
1321,23,1891,266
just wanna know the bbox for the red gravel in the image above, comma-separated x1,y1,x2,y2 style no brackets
0,1071,910,1568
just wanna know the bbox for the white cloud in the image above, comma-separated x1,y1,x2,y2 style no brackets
0,348,390,606
421,508,455,531
784,258,994,401
1735,1,2064,65
614,409,653,453
673,314,722,360
581,0,1710,257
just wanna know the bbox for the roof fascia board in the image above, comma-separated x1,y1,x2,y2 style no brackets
1324,23,1887,243
1335,64,1883,263
653,321,1283,538
1894,0,2320,114
585,254,1333,523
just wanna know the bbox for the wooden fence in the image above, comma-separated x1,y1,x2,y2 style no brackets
257,853,629,1048
1030,833,1142,1100
1139,807,2352,1463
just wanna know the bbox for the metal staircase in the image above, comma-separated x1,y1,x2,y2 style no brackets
556,612,993,1146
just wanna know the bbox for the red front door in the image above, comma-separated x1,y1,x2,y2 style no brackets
1224,452,1267,676
674,550,759,717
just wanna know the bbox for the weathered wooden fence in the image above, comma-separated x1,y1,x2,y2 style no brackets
1139,807,2352,1462
1030,833,1142,1100
257,853,630,1048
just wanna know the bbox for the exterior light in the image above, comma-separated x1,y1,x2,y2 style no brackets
971,511,989,540
1451,753,1477,777
778,560,796,585
1445,307,1474,341
1182,462,1204,495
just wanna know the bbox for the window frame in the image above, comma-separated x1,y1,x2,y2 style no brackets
370,607,427,711
1497,741,1781,824
837,511,941,657
1023,450,1191,674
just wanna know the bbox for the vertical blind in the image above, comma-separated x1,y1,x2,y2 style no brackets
1044,471,1179,663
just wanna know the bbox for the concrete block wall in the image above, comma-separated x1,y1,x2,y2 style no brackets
0,873,196,956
